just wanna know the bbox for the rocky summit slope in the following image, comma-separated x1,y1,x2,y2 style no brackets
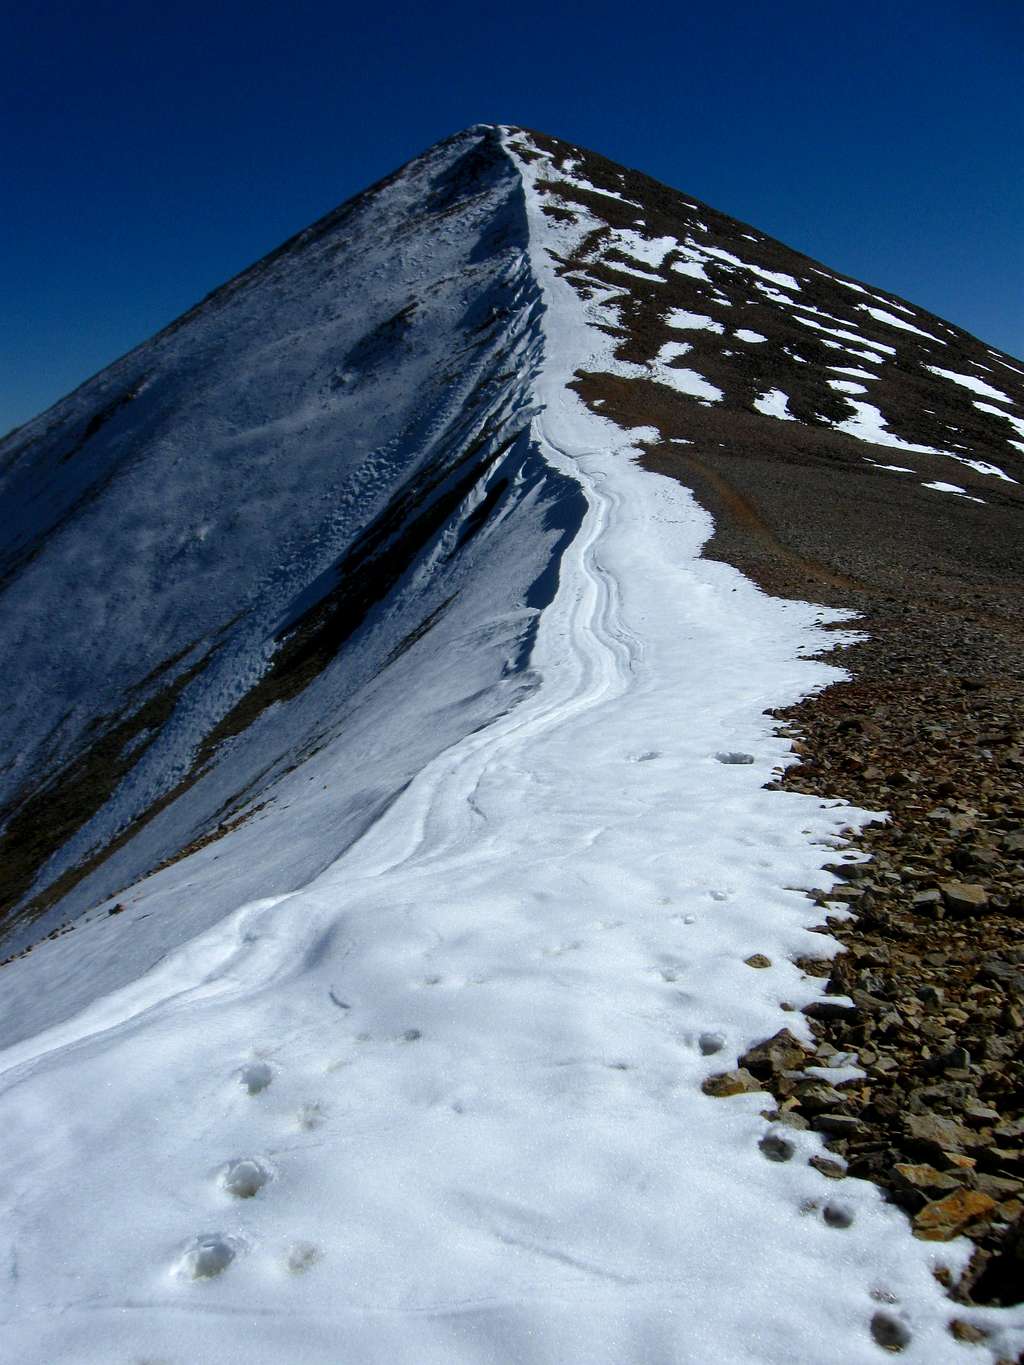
0,125,1022,1361
504,128,1024,1323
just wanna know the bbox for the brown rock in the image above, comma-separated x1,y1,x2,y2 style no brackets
974,1173,1023,1201
793,1079,844,1112
738,1029,811,1079
813,1114,864,1137
803,998,858,1022
963,1102,1000,1125
938,881,989,915
913,1189,997,1241
701,1069,761,1097
949,1319,988,1344
892,1163,961,1194
809,1155,847,1179
744,953,772,969
905,1113,977,1154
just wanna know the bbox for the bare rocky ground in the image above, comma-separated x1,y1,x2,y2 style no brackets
764,604,1022,1321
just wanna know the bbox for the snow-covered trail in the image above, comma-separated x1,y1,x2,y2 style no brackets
0,137,1019,1365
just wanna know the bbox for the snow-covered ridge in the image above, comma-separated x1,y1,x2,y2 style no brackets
0,128,579,949
0,125,1022,1363
3,123,1022,944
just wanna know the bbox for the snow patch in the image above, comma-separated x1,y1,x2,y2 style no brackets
666,308,724,334
922,481,985,504
792,314,895,357
701,245,800,291
753,389,797,421
833,401,945,454
858,305,945,343
974,401,1024,441
672,258,711,282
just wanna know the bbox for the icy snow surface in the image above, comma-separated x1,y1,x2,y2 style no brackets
0,127,1019,1365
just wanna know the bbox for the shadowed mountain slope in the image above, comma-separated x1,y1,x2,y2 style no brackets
0,127,584,943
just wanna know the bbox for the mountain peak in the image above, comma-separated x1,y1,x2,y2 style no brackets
1,126,1022,1362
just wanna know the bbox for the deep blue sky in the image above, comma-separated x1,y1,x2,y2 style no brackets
4,0,1022,435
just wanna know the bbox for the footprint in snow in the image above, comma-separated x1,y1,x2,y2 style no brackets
698,1031,726,1055
542,940,583,957
178,1232,242,1280
822,1201,855,1228
237,1060,273,1095
286,1241,322,1274
716,751,755,765
296,1101,326,1130
219,1157,273,1199
870,1310,912,1352
758,1132,795,1163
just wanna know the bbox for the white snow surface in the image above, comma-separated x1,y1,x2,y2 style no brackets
975,400,1024,441
753,389,797,421
830,366,879,381
734,328,767,343
666,307,725,334
943,455,1017,484
922,481,985,503
925,364,1015,405
831,401,948,456
610,229,677,268
0,126,1019,1365
604,259,664,283
865,459,915,473
858,305,946,344
700,245,800,291
792,313,895,357
672,258,711,281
